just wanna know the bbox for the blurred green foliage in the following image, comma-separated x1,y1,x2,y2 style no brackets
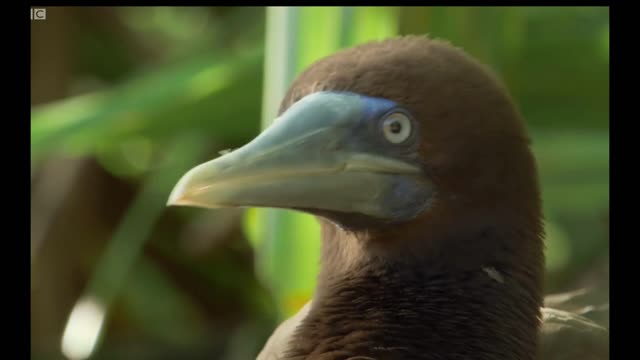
31,6,608,360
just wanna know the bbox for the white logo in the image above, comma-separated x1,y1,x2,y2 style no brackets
30,8,46,20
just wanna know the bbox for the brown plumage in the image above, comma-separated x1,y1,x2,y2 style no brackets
276,36,543,359
168,35,608,359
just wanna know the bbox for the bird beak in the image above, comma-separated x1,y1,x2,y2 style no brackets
167,92,429,220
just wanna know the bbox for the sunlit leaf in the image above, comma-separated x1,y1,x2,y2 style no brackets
544,220,572,274
31,47,264,167
85,132,210,316
349,7,399,45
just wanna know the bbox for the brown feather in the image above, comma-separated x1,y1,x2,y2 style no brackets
258,35,581,359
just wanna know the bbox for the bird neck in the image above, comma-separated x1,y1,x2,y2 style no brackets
285,221,542,360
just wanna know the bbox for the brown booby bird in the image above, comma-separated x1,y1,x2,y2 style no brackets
167,36,608,359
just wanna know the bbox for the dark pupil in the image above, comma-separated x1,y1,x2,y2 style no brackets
389,121,402,134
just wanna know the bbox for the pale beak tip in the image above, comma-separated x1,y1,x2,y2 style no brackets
166,174,191,207
166,190,183,207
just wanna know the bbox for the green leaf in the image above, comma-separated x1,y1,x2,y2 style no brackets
86,132,210,307
533,129,609,290
532,130,609,216
544,220,572,274
297,7,343,70
349,7,399,45
244,208,321,317
121,256,207,347
31,47,264,166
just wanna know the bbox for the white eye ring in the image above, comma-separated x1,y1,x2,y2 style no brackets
382,112,412,144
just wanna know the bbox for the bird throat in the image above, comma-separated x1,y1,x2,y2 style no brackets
283,222,542,360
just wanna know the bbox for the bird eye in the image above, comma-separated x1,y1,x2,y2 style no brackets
382,112,412,144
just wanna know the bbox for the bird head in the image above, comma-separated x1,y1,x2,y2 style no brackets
168,36,542,259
